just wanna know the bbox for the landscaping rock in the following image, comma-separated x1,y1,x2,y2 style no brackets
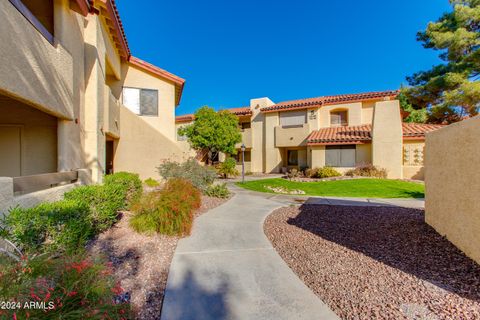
264,185,306,194
88,195,229,320
264,204,480,320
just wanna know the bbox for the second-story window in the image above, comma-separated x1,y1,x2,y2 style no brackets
280,110,306,127
122,87,158,116
330,111,348,126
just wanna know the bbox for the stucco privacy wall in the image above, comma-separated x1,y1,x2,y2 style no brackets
425,116,480,264
114,106,186,180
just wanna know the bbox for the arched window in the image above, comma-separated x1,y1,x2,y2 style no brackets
330,110,348,127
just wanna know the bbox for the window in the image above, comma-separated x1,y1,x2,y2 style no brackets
287,150,298,166
280,111,306,127
330,111,348,127
236,151,251,163
240,122,251,130
325,145,356,167
122,87,158,116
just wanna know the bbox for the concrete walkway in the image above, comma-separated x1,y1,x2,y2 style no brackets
161,185,424,320
161,187,340,320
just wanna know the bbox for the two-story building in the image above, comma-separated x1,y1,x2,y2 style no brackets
176,90,443,179
0,0,186,209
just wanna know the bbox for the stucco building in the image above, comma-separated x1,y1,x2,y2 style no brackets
0,0,186,187
176,91,443,179
0,0,190,212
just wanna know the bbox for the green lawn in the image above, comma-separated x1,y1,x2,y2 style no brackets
236,178,425,198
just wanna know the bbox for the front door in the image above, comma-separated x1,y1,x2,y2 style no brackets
0,126,22,177
106,140,114,175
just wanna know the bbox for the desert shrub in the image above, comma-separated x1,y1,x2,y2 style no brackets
216,158,239,178
286,168,303,179
305,167,341,179
2,200,93,253
245,171,253,176
104,171,143,206
130,178,201,236
64,184,125,232
144,177,160,187
315,166,342,178
0,254,131,319
345,164,387,178
204,183,230,198
157,158,217,191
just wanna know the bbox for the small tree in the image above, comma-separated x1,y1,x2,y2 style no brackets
179,106,242,164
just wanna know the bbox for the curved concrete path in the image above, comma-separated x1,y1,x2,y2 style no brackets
161,186,340,320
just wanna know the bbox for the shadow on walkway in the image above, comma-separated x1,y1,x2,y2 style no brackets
288,203,480,302
162,269,229,320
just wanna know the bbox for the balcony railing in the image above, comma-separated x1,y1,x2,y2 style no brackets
275,123,311,147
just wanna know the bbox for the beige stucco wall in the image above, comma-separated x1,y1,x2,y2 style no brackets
361,102,375,124
115,106,186,180
0,101,57,177
275,124,311,147
250,98,274,173
308,146,326,168
371,100,403,178
319,102,362,128
356,143,372,165
121,64,177,142
264,112,282,173
425,116,480,264
0,0,74,120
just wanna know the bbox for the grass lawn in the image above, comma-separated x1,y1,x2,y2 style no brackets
236,178,425,198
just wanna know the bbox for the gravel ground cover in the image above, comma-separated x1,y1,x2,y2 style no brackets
264,204,480,319
88,195,229,320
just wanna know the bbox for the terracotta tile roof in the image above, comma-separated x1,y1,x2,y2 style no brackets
175,114,194,123
225,107,252,116
307,125,373,145
307,123,445,145
129,56,185,106
175,107,252,123
261,90,400,113
402,123,445,139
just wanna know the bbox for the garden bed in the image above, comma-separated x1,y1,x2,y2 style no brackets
264,204,480,319
88,195,229,320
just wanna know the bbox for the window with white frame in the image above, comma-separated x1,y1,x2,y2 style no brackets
325,145,356,167
279,110,307,127
122,87,158,116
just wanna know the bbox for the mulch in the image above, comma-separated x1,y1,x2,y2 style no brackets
88,195,229,320
264,204,480,320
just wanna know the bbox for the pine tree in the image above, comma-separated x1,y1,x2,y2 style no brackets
405,0,480,123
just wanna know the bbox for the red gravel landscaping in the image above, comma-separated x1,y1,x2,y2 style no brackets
88,195,229,320
264,204,480,319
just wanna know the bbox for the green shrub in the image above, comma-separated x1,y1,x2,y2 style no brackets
0,254,131,319
157,158,217,191
216,158,239,178
345,164,387,178
144,177,160,187
2,200,92,253
64,184,125,232
204,183,230,198
104,171,143,206
315,166,342,178
305,167,342,178
130,178,201,236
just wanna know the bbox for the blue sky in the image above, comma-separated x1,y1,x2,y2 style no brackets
116,0,452,115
